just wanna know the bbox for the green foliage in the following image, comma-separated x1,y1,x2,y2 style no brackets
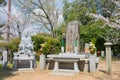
80,20,105,43
54,23,66,40
0,64,2,71
112,44,120,57
32,35,46,52
40,38,61,55
32,34,61,55
0,38,20,61
0,0,6,4
63,0,95,25
0,42,9,49
9,38,20,54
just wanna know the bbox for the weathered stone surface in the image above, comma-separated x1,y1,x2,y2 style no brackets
89,54,96,72
66,21,80,53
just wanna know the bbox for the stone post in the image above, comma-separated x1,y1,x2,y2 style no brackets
89,53,96,72
104,42,112,74
40,54,46,70
2,51,7,69
89,42,96,72
74,61,79,72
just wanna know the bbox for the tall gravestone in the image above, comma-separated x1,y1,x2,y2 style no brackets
66,21,80,53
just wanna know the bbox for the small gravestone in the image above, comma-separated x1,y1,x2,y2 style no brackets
66,21,80,53
40,54,46,70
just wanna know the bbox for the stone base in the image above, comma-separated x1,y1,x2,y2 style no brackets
47,60,89,72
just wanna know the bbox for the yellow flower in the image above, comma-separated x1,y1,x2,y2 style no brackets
41,42,46,48
89,42,96,54
41,43,45,47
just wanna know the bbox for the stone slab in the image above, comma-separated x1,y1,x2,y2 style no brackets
47,53,85,59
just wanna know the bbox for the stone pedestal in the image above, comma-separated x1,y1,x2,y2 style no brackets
40,54,46,70
104,42,112,74
89,54,96,72
74,62,79,72
54,61,59,70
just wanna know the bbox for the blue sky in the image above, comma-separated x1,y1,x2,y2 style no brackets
55,0,63,9
55,0,74,9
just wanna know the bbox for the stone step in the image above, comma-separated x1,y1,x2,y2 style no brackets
51,69,80,76
15,68,34,71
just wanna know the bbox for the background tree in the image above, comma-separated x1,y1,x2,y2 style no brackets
30,0,58,38
62,0,120,54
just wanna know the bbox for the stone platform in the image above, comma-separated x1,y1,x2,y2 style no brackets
47,53,86,72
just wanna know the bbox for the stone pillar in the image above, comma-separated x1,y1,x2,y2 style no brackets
74,62,79,72
89,53,96,72
2,51,7,69
40,54,46,70
104,42,112,74
54,61,59,71
13,60,17,70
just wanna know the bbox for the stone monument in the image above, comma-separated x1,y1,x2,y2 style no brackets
13,36,36,70
66,21,80,53
47,21,85,73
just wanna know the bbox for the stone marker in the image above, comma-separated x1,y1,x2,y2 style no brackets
66,21,80,53
104,42,112,74
40,54,46,70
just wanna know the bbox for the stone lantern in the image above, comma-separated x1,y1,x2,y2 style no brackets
104,42,112,74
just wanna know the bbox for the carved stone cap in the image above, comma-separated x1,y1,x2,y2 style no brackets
104,42,113,46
